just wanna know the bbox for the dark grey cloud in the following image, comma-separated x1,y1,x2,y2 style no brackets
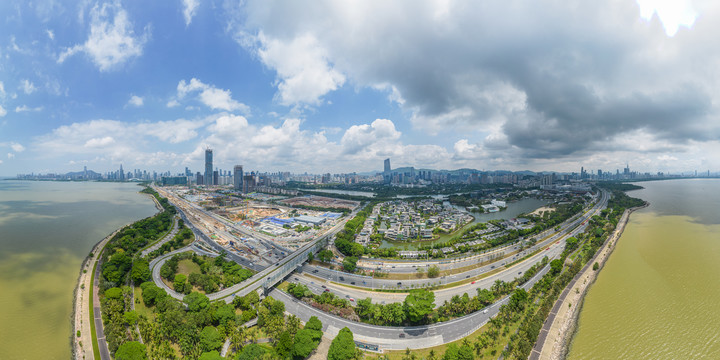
233,0,720,167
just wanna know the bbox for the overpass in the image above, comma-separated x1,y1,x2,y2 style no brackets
151,195,358,302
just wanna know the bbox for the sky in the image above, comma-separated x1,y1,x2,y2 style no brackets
1,0,719,176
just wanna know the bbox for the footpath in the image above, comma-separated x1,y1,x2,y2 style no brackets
530,205,647,360
72,226,127,360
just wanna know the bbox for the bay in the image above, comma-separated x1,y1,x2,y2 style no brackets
0,181,157,359
568,179,720,359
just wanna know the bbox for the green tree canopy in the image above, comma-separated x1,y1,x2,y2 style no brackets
198,326,223,352
236,344,267,360
105,287,123,299
184,292,210,312
115,341,147,360
198,350,223,360
404,289,435,324
328,327,356,360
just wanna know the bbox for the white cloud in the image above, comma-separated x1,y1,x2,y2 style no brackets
0,81,6,97
177,78,249,113
127,95,144,107
636,0,698,36
15,105,43,113
0,106,6,118
10,143,25,152
247,32,345,106
167,99,180,108
58,2,149,71
182,0,200,26
20,80,37,95
84,136,115,148
7,153,15,159
341,119,401,154
46,29,55,40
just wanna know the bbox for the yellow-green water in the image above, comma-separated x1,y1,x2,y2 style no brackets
568,179,720,359
0,180,157,359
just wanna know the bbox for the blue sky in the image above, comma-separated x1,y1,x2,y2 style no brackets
1,0,719,176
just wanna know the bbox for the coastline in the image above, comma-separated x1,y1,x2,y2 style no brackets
71,188,163,359
534,203,648,360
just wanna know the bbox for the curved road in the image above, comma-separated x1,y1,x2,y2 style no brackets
271,264,551,351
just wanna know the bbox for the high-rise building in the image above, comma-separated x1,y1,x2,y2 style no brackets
204,148,213,187
233,165,244,191
213,170,219,185
119,164,125,181
196,172,203,185
384,158,391,173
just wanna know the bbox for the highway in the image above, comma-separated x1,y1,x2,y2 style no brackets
290,215,587,307
271,263,552,351
303,190,607,291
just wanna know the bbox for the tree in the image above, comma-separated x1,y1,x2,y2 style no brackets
293,328,319,358
427,265,440,278
184,292,210,312
308,252,314,262
198,351,223,360
343,256,358,272
328,327,357,360
105,287,123,299
404,289,435,324
115,341,147,360
416,267,425,278
593,262,599,271
237,344,266,360
131,258,151,284
199,326,223,352
123,310,138,325
305,315,323,331
140,282,166,306
174,274,187,293
476,289,494,306
275,330,294,358
550,259,563,275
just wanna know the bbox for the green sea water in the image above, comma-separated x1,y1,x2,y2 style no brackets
568,179,720,359
0,180,157,359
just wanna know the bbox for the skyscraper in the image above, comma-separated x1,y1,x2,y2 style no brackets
384,158,391,173
233,165,244,191
204,148,213,187
119,164,125,181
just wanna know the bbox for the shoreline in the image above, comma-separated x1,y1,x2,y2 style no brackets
535,203,649,360
71,188,163,359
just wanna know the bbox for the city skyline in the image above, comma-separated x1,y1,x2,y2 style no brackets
2,1,720,176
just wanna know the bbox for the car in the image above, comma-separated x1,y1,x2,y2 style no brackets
350,298,355,302
339,276,345,281
321,285,326,288
471,281,476,284
397,282,402,285
313,269,319,273
324,288,330,292
294,277,298,281
483,309,488,314
345,295,350,298
351,281,356,285
491,265,495,268
399,333,405,338
465,275,470,278
518,271,522,275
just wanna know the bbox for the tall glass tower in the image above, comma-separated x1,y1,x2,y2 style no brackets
204,148,213,186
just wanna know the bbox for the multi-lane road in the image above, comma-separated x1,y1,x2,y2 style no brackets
272,264,552,350
302,190,607,291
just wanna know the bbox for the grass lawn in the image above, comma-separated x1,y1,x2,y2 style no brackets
177,259,201,276
133,286,155,320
